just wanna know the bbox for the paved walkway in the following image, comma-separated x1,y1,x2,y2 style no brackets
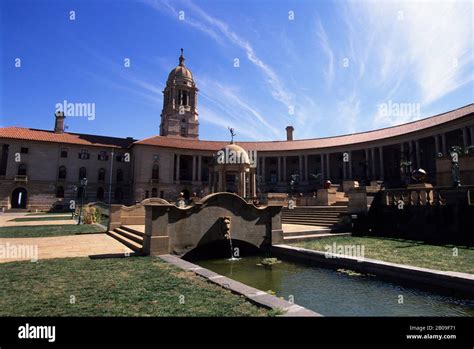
0,234,133,263
0,212,77,227
282,223,331,233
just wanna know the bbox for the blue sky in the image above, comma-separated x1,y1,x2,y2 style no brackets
1,0,473,141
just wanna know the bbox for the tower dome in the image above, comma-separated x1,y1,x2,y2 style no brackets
167,48,194,85
160,48,199,139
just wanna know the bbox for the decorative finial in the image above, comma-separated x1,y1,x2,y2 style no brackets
179,48,185,66
228,127,236,144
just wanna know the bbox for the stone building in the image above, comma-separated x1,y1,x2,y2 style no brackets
1,51,473,210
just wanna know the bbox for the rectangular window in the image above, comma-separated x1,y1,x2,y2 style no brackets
270,173,277,183
78,149,90,160
60,148,68,158
20,147,28,154
98,151,109,161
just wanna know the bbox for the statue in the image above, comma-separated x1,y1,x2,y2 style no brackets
228,127,236,144
221,216,231,240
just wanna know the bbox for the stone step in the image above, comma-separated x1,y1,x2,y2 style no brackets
282,219,339,224
107,230,143,253
282,213,341,218
283,229,332,237
283,232,352,242
281,221,337,227
120,225,145,237
114,227,143,244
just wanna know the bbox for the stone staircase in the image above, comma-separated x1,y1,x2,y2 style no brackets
281,206,348,228
107,225,144,254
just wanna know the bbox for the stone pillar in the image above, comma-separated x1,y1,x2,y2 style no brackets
441,133,447,155
462,127,468,148
143,205,170,255
348,150,353,179
415,140,420,168
283,156,287,182
434,135,440,155
408,141,414,171
261,156,266,183
198,156,202,181
277,157,281,182
326,154,330,179
379,146,384,181
371,148,376,179
365,149,369,178
218,170,224,192
299,155,303,181
342,153,347,180
320,154,325,180
252,171,257,197
304,155,308,182
175,154,180,182
192,156,196,181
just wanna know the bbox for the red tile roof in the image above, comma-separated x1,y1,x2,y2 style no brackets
1,104,472,151
0,127,136,148
136,104,474,151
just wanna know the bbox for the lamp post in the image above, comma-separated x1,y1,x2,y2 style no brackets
77,177,88,225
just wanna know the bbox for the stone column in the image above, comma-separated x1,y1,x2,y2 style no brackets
218,170,224,192
283,156,287,182
371,148,376,179
365,149,369,178
304,155,308,182
299,155,303,181
441,133,447,155
175,154,180,182
379,146,384,181
342,153,347,180
408,141,414,171
252,171,257,197
192,156,196,181
198,156,202,181
326,154,330,179
320,154,325,180
261,156,266,183
415,140,420,168
277,157,281,182
348,150,353,179
434,135,440,155
463,127,469,148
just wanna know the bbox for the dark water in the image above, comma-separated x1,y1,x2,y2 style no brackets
196,256,474,316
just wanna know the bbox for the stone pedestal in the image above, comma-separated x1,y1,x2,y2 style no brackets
343,180,359,193
347,187,368,214
316,188,337,206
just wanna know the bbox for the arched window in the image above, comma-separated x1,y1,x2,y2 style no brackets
151,187,158,197
98,168,106,181
79,167,87,180
116,169,123,182
18,164,27,176
152,164,159,180
58,166,67,180
56,186,65,198
96,187,104,200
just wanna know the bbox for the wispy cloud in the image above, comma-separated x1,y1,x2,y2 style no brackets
316,18,335,87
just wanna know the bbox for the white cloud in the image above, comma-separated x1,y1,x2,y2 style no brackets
316,19,335,87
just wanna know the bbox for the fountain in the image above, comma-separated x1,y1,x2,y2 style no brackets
221,216,240,261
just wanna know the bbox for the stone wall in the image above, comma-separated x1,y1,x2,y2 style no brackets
143,192,284,256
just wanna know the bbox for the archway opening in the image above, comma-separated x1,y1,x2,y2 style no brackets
11,187,27,209
182,239,261,262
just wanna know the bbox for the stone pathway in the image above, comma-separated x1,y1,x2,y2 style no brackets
0,234,134,263
0,212,77,227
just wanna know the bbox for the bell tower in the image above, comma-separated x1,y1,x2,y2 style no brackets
160,49,199,139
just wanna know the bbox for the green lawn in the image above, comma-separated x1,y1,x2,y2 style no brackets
291,236,474,274
0,224,104,238
9,216,74,222
0,257,269,316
